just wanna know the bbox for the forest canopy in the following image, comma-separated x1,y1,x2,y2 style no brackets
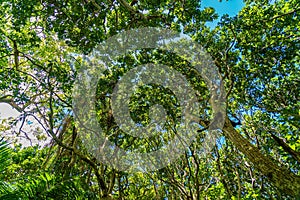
0,0,299,199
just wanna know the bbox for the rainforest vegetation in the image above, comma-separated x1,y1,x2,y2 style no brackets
0,0,299,199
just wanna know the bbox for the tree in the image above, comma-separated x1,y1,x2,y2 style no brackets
0,0,299,199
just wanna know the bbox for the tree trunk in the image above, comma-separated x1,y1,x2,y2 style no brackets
223,116,300,197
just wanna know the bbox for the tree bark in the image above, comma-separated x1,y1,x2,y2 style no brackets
223,116,300,197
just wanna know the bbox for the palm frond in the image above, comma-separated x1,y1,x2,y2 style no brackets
3,173,83,200
0,138,14,198
0,138,11,171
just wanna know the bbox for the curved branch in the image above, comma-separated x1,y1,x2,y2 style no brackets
0,95,23,112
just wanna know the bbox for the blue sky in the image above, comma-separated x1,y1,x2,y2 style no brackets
201,0,245,28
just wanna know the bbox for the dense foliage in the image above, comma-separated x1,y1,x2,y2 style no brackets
0,0,299,199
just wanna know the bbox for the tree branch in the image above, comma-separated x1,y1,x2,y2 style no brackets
116,0,146,20
270,132,300,163
0,95,23,112
267,7,300,22
223,116,300,197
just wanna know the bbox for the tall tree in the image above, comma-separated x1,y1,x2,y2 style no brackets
0,0,299,199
